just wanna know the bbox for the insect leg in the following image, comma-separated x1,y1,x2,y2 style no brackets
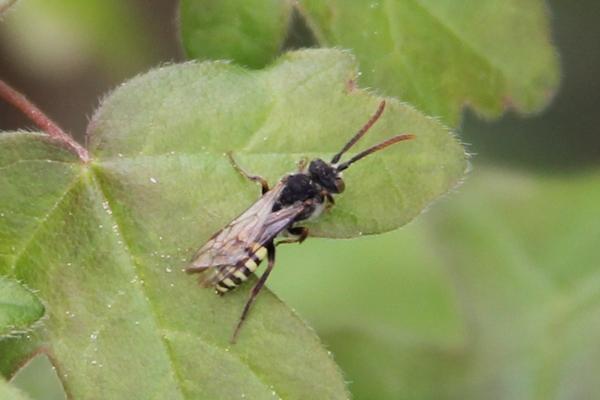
297,157,308,173
231,241,276,343
322,191,335,212
227,151,270,194
278,226,309,245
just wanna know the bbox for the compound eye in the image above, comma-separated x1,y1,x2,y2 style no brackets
334,177,345,193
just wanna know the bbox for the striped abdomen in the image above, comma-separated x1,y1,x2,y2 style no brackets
215,244,268,295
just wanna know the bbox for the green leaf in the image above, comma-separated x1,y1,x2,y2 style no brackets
0,133,349,398
0,49,465,397
180,0,559,125
0,277,45,339
0,135,347,398
180,0,294,69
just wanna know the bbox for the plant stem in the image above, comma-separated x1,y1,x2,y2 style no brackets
0,79,90,163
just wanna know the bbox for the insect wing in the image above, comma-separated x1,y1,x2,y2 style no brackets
187,182,286,270
186,181,305,288
257,204,307,243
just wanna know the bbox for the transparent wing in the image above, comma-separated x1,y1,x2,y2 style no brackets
186,181,307,287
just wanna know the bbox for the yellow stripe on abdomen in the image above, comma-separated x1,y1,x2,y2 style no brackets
214,244,269,295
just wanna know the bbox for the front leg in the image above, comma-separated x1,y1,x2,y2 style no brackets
297,157,308,173
277,226,309,245
227,151,270,194
322,191,335,213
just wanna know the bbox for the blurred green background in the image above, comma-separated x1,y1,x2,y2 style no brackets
1,0,599,399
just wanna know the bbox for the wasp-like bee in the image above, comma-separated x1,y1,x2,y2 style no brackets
186,100,414,342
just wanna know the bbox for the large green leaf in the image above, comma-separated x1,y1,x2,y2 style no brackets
0,49,466,398
180,0,559,125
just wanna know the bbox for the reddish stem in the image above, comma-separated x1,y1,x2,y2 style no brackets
0,79,90,163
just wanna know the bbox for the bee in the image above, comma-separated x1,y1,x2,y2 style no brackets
186,100,414,343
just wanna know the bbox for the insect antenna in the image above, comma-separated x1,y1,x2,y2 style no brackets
331,100,387,164
336,133,415,172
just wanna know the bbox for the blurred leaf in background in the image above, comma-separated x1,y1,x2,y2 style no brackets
1,0,151,77
181,0,559,126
